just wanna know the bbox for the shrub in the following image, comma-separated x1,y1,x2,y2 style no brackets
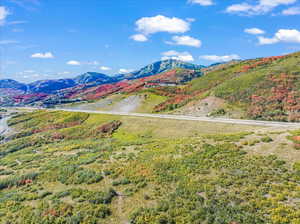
208,108,227,117
57,165,103,185
112,178,131,186
0,172,38,190
261,136,273,143
97,120,122,136
68,188,117,204
0,169,14,175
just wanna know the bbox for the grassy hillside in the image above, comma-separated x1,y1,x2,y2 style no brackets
1,111,300,223
157,52,300,121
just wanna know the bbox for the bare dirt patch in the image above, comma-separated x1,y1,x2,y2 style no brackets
111,95,142,113
242,130,300,165
175,96,227,116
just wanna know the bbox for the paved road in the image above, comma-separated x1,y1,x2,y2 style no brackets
44,108,300,128
0,116,10,136
14,107,300,128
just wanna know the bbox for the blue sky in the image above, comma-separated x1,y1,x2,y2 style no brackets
0,0,300,83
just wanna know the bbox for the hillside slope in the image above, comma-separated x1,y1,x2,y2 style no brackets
165,52,300,122
0,79,27,91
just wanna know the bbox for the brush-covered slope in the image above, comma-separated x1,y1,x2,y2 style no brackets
1,110,300,223
69,68,202,101
161,52,300,121
0,60,203,106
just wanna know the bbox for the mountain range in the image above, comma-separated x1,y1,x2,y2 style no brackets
0,59,202,95
1,52,300,122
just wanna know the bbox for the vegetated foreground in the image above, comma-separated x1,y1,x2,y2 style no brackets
1,111,300,223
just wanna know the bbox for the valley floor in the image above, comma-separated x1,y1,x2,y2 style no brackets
0,110,300,223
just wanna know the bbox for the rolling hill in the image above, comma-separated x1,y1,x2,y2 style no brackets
73,72,116,85
0,79,27,92
172,52,300,122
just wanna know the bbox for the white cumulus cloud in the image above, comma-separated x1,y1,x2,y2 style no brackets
200,54,241,62
23,70,35,73
258,37,279,45
135,15,191,35
244,28,265,35
0,6,9,26
167,35,202,47
0,40,19,45
100,66,112,71
67,60,81,65
258,29,300,45
31,52,54,59
226,3,253,14
282,6,300,15
188,0,214,6
130,34,148,42
58,71,71,75
226,0,297,15
161,50,194,62
119,68,133,74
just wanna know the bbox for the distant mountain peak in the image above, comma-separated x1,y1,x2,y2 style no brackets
0,79,27,91
74,72,113,85
124,59,203,80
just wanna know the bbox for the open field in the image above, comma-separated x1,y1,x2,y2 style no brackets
0,110,300,223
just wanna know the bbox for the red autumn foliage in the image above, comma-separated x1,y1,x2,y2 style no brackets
240,56,284,73
33,121,81,134
86,82,131,100
43,209,59,217
293,136,300,142
154,94,192,112
13,93,48,103
19,179,33,185
67,69,198,101
248,73,300,121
